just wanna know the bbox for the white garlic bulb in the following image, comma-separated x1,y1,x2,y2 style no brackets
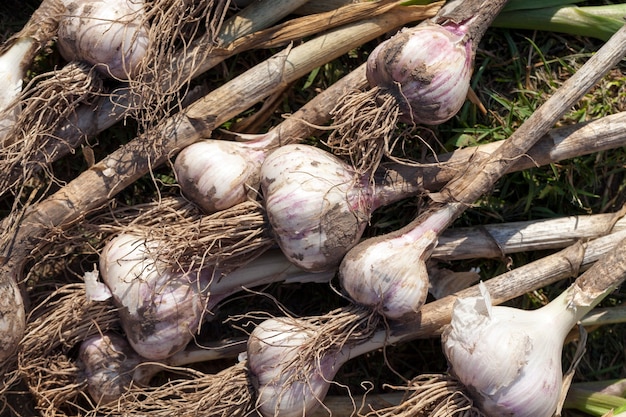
174,138,268,213
443,283,578,417
100,233,208,360
340,229,438,321
57,0,149,79
247,317,347,417
261,144,374,272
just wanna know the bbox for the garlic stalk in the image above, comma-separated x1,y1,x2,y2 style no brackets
79,332,245,404
56,0,150,80
442,232,626,417
100,233,332,360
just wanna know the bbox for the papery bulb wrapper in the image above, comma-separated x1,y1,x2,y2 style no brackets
261,144,375,272
366,21,473,125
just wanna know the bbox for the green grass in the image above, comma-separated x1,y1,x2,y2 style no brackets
2,1,626,416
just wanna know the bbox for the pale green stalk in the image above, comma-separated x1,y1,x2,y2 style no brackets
564,386,626,416
494,3,626,41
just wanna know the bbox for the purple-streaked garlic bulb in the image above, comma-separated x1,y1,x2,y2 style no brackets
100,233,208,360
261,144,422,272
366,20,473,125
261,144,372,272
174,136,271,213
57,0,149,79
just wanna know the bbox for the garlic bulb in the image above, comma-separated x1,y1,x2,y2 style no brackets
443,283,580,417
247,317,348,417
339,229,438,321
57,0,149,79
174,137,270,213
79,332,142,405
261,144,375,272
366,21,473,125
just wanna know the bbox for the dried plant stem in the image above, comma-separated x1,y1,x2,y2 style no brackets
413,110,626,191
252,62,368,146
433,207,626,261
0,4,441,362
393,228,626,342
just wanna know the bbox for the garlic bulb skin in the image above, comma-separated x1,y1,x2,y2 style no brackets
339,230,438,321
366,21,472,125
247,317,344,417
174,139,268,213
100,233,209,360
261,144,373,272
443,283,575,417
78,332,142,404
57,0,149,79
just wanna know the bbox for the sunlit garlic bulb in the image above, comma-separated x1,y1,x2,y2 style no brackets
261,144,374,272
340,230,438,321
99,233,208,360
174,138,269,213
443,283,578,417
